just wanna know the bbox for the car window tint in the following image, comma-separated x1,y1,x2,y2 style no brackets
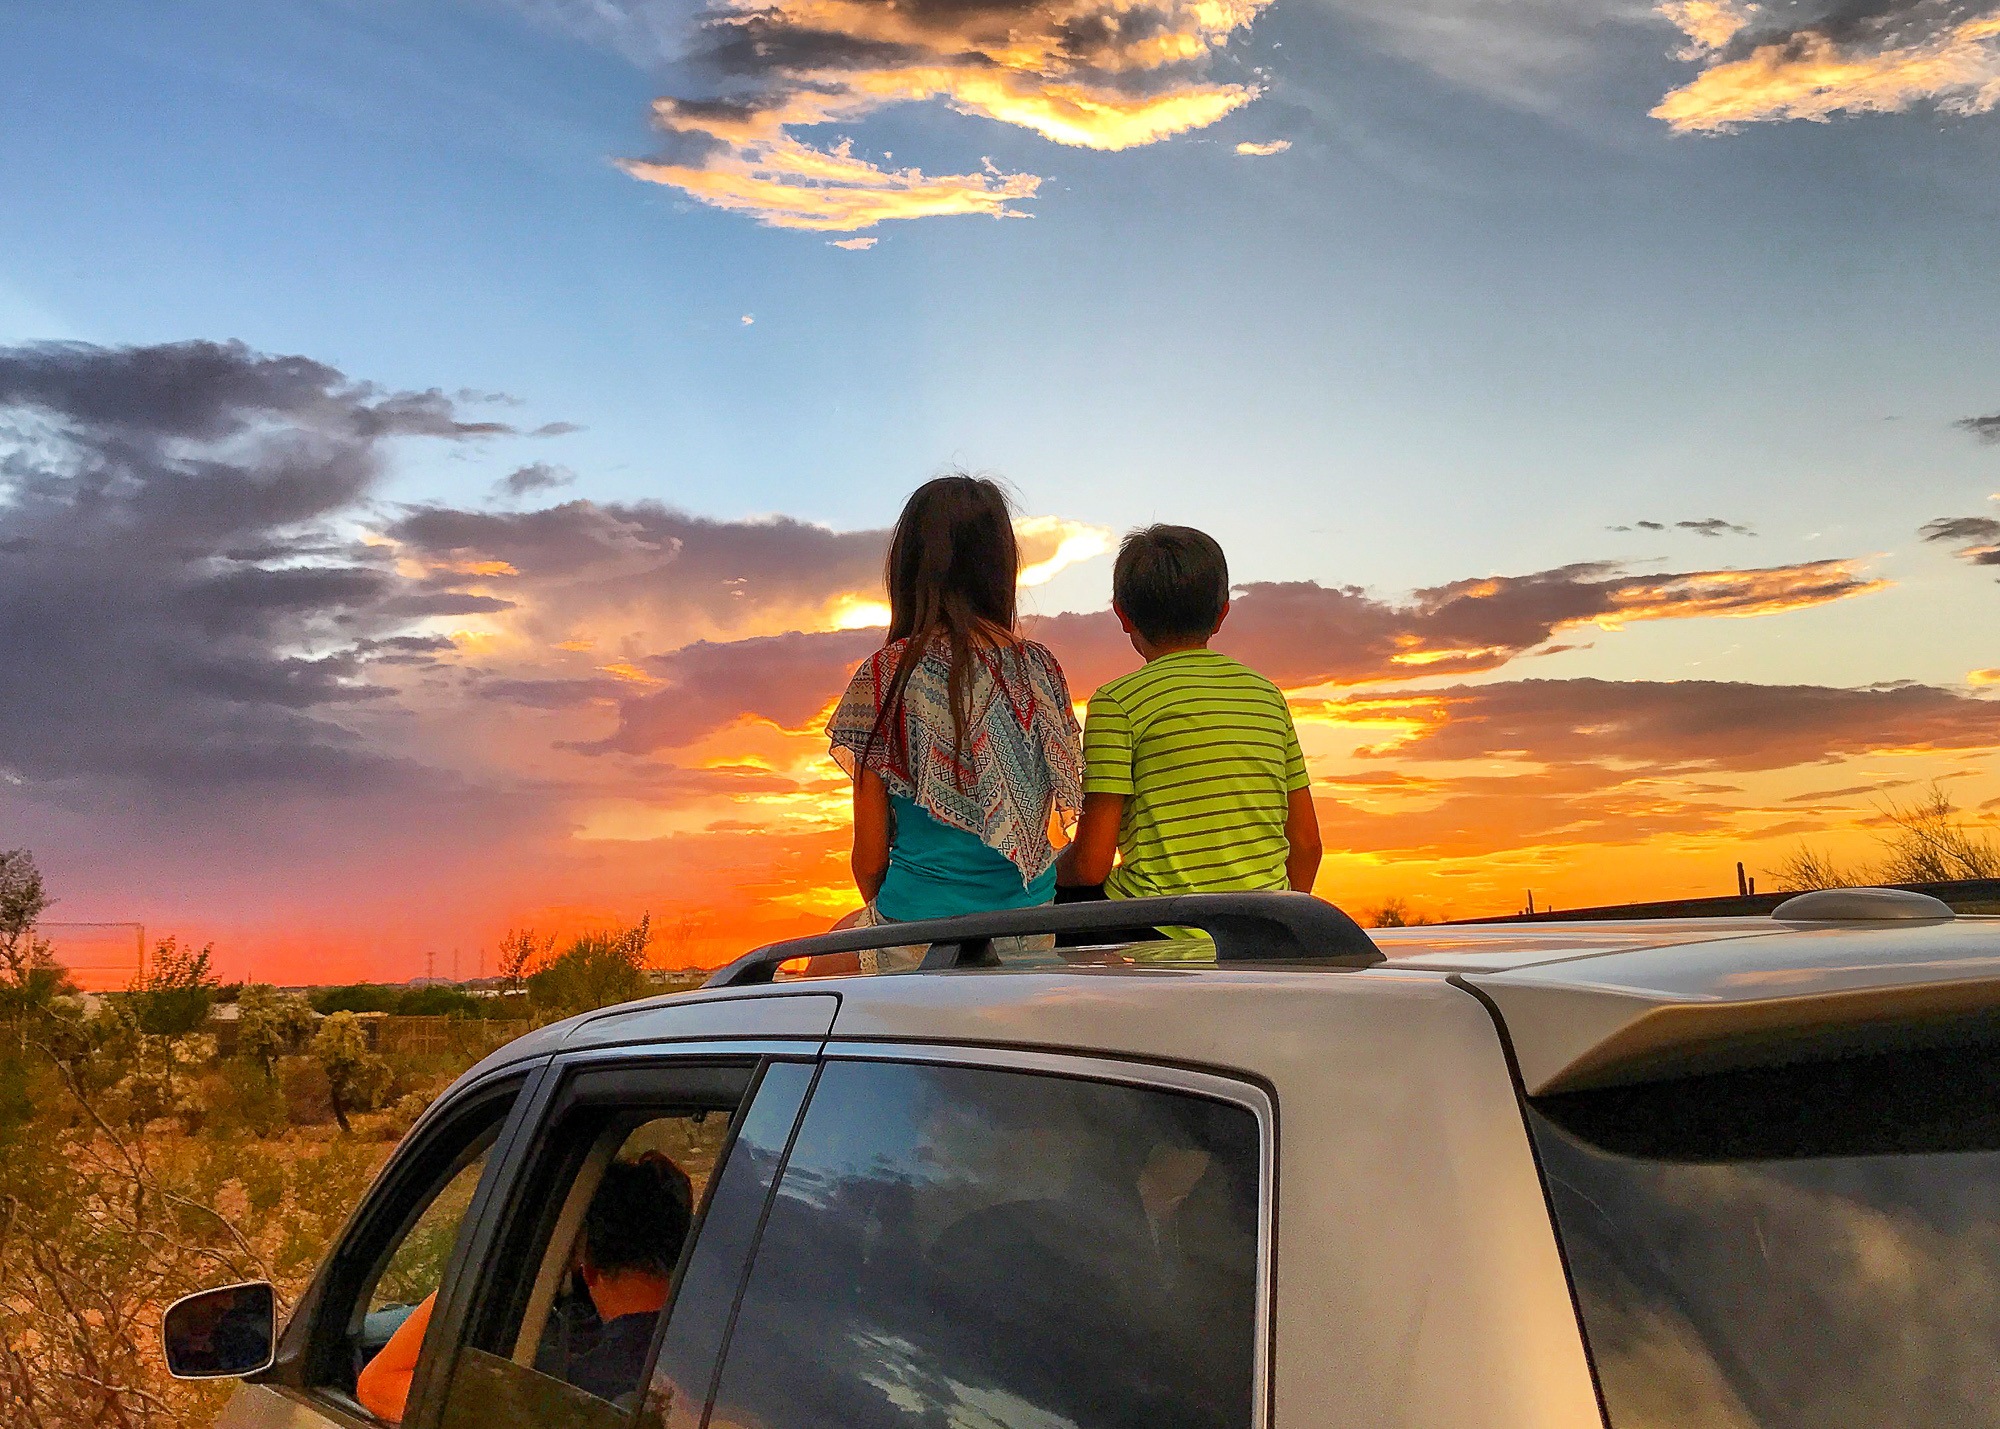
704,1060,1262,1429
316,1088,519,1416
638,1060,814,1429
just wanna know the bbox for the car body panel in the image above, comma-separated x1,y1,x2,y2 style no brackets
1466,916,2000,1092
824,967,1604,1429
215,1384,349,1429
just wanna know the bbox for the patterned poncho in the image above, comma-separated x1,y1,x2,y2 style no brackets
827,637,1083,885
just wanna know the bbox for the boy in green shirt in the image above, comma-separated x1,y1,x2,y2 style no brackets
1057,525,1322,903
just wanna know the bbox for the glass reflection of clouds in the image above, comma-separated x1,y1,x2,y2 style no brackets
706,1060,1260,1429
1530,1040,2000,1428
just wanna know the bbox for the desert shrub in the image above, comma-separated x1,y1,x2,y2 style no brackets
312,1012,393,1133
381,1091,432,1141
281,1054,335,1126
237,984,318,1078
204,1061,291,1139
1370,897,1436,928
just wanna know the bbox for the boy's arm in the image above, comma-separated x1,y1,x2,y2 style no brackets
1057,793,1125,886
1063,689,1133,886
1284,787,1322,893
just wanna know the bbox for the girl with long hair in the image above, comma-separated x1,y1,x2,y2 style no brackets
826,475,1082,943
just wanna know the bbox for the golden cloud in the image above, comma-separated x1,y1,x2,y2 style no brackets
621,0,1274,229
1234,138,1291,155
1655,3,2000,131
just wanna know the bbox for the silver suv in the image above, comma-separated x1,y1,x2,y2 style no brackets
166,887,2000,1429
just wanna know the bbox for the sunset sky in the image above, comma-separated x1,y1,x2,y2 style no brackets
3,0,1997,983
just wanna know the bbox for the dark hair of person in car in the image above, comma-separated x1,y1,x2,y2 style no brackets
870,473,1021,781
1112,525,1230,646
583,1155,693,1279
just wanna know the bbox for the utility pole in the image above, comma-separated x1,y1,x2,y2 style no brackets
425,949,435,984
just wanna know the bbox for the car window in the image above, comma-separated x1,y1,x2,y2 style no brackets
1529,1039,2000,1429
704,1059,1264,1429
435,1059,811,1429
370,1153,487,1322
305,1083,520,1421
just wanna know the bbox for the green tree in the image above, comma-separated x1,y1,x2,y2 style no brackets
312,1011,391,1134
527,916,652,1018
236,984,318,1079
129,935,218,1037
0,848,67,1013
310,983,400,1015
496,926,554,994
394,985,481,1017
1370,897,1435,929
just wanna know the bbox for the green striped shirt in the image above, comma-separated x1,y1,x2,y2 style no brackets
1083,648,1309,901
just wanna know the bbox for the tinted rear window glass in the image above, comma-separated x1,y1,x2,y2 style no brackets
1528,1038,2000,1428
707,1059,1262,1429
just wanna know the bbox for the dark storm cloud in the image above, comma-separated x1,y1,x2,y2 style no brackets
575,629,884,753
1609,518,1755,536
1341,678,2000,772
388,499,889,638
1957,413,2000,443
495,461,576,498
1921,514,2000,567
0,341,516,794
581,557,1885,753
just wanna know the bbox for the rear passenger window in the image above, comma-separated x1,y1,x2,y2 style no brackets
706,1060,1264,1429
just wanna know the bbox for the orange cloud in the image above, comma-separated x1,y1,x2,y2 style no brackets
1655,4,2000,131
1972,668,2000,686
620,0,1274,229
1234,139,1291,156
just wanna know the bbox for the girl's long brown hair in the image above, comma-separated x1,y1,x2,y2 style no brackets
868,474,1019,782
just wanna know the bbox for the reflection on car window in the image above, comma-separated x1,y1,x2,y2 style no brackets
1529,1040,2000,1428
707,1060,1262,1429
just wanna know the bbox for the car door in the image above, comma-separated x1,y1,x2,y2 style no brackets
216,1068,539,1429
416,1050,820,1429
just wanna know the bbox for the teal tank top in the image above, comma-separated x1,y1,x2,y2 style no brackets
875,795,1055,921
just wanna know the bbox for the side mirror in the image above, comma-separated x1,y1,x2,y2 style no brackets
162,1281,277,1380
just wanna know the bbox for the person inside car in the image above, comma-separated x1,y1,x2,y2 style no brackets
355,1154,692,1420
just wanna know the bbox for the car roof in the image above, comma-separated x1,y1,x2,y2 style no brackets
455,898,2000,1106
1365,916,1792,973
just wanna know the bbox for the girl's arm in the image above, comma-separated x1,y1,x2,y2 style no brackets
852,767,892,901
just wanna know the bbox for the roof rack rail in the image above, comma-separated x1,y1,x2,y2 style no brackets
704,891,1383,988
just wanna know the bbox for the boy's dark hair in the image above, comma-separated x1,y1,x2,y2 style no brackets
1113,525,1230,645
584,1155,693,1277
